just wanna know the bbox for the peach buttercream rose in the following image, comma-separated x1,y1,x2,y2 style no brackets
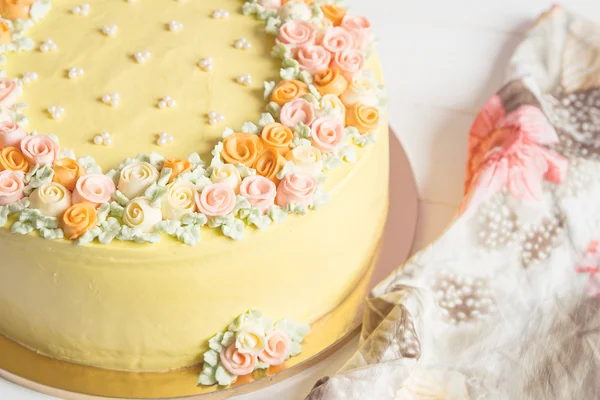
279,98,316,128
258,0,281,9
253,149,285,184
222,133,264,167
210,164,242,193
219,344,258,376
319,27,354,54
296,44,332,75
285,145,323,176
20,135,59,166
195,182,236,217
258,330,291,366
123,197,162,233
0,78,17,109
261,123,293,155
117,162,159,199
277,20,316,49
0,169,24,205
0,147,28,172
276,172,316,208
163,158,191,183
313,68,348,97
161,181,197,221
0,122,27,149
341,15,372,50
331,49,365,81
0,21,12,44
310,116,345,154
346,103,380,133
53,158,85,191
0,0,34,21
29,182,72,218
72,173,116,207
239,175,276,213
340,74,380,107
270,80,309,107
321,4,346,26
61,203,97,240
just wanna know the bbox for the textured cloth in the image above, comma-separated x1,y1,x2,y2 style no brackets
306,6,600,400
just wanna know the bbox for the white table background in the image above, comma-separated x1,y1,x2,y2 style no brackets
3,0,600,399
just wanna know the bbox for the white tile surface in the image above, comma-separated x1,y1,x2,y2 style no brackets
4,1,599,399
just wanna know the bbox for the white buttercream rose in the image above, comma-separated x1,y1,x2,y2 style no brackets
117,162,159,199
319,94,347,124
340,73,380,107
210,164,242,194
285,145,323,176
278,1,311,21
123,197,162,233
235,323,267,356
161,181,197,221
29,182,72,218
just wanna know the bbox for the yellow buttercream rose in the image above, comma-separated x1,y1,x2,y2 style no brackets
346,103,380,133
0,21,12,44
61,203,98,240
313,68,348,97
270,80,309,107
260,123,293,155
53,158,85,191
235,323,267,356
222,133,264,167
0,0,34,21
163,158,192,183
320,4,346,26
253,149,285,184
0,146,29,172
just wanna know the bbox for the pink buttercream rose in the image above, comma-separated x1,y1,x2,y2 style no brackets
195,182,236,217
340,15,372,50
220,344,258,376
280,98,316,128
240,175,277,213
276,172,316,208
72,173,116,207
0,78,18,109
258,330,291,366
277,20,316,49
0,170,24,205
319,27,354,54
0,121,27,148
296,44,332,75
258,0,281,9
331,49,365,81
310,116,345,154
20,135,59,166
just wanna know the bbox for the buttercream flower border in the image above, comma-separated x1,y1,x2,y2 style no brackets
0,0,385,246
198,309,308,387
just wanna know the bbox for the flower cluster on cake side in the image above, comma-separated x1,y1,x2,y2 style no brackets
0,0,386,245
198,309,309,386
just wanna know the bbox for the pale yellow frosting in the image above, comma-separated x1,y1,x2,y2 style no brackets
0,0,390,372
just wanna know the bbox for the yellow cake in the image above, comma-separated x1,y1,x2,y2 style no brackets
0,0,388,385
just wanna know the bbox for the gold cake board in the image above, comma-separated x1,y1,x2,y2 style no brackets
0,131,419,399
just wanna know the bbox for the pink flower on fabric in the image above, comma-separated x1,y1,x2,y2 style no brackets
464,102,568,212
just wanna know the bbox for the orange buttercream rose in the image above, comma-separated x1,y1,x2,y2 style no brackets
163,158,192,183
270,80,309,107
0,146,28,172
0,0,34,20
222,133,264,167
321,4,346,26
346,103,381,133
261,123,293,155
53,158,85,191
313,68,348,97
253,149,285,184
61,203,98,240
0,21,12,44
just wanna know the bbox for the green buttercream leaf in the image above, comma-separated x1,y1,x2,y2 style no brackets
280,67,297,81
263,81,276,101
75,227,101,246
294,122,311,139
323,153,343,171
257,7,277,21
221,218,245,241
276,161,299,180
186,153,204,169
267,205,287,224
109,202,124,218
266,102,281,120
221,331,235,347
234,196,251,216
242,1,260,16
58,148,76,160
208,333,224,353
195,176,213,192
248,211,271,231
0,207,9,227
97,218,120,244
312,188,331,209
198,365,217,386
117,226,160,244
105,169,119,185
112,190,130,206
39,227,64,240
181,213,207,227
255,361,269,370
352,132,377,147
157,168,172,186
156,220,182,235
275,318,309,344
281,57,300,70
242,122,259,134
265,17,281,35
221,128,234,139
208,215,233,229
285,203,308,215
215,365,237,386
258,112,275,128
96,203,111,225
11,221,34,235
210,142,224,169
203,349,220,367
271,44,290,61
144,183,167,208
291,137,311,148
290,341,302,357
177,166,208,185
235,163,256,179
298,71,313,86
176,224,201,246
338,145,357,163
77,156,102,174
24,165,54,195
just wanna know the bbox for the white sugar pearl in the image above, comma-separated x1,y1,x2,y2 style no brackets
157,137,168,146
158,100,167,109
104,137,113,145
168,20,183,32
102,24,118,37
110,98,120,106
208,111,217,119
101,131,111,139
101,94,111,103
112,92,119,99
167,99,176,107
40,43,49,52
217,114,225,121
94,135,103,145
159,132,168,138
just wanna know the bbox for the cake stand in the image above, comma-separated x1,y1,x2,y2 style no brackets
0,129,419,399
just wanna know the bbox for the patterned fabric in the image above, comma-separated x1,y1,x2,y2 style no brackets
306,6,600,400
